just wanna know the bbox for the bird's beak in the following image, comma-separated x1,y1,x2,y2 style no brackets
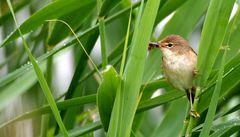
148,42,160,50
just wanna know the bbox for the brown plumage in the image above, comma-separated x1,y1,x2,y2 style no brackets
149,35,199,117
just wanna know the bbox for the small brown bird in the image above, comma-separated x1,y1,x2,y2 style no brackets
149,35,199,117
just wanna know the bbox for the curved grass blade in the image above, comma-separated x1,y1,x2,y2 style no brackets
0,94,96,129
0,79,168,130
55,121,102,137
1,0,95,47
47,19,101,76
137,90,184,112
99,0,121,16
6,1,69,136
193,118,240,137
47,1,95,46
210,125,240,137
159,0,209,38
0,0,177,89
155,0,188,24
4,68,239,132
0,63,45,110
0,0,31,26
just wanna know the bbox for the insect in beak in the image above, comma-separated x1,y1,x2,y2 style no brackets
148,42,160,50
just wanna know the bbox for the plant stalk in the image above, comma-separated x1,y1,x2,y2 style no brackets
186,87,201,137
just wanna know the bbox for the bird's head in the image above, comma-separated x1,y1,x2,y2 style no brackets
149,35,192,58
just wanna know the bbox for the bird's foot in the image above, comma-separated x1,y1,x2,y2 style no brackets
193,68,199,76
190,110,200,118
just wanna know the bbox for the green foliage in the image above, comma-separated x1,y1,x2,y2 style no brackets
97,66,120,131
196,0,235,86
1,0,240,137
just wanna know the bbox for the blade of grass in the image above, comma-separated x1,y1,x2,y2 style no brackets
197,52,240,113
186,0,235,136
120,4,132,76
212,118,240,132
0,79,165,129
1,57,240,131
198,47,227,137
0,2,139,87
221,7,240,63
48,21,99,132
210,126,240,137
6,1,69,136
99,17,108,69
40,42,54,137
47,19,101,76
196,0,235,87
97,66,120,131
47,1,95,46
0,29,123,113
154,0,188,25
199,4,240,136
137,90,184,112
2,64,239,130
159,0,209,38
193,116,240,136
0,0,31,26
99,0,121,16
210,119,240,136
0,94,96,129
1,0,94,47
107,1,144,136
0,0,177,89
47,20,100,132
55,121,102,137
150,98,188,137
0,63,45,110
108,0,161,136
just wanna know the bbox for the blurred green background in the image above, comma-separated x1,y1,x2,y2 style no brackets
0,0,240,137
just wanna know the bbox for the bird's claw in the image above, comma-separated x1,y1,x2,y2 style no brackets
193,68,199,76
190,110,200,118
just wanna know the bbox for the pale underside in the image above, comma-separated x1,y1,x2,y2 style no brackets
162,48,197,91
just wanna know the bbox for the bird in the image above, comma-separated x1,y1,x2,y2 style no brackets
148,34,199,117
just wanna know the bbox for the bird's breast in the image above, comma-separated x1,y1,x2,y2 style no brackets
162,54,196,91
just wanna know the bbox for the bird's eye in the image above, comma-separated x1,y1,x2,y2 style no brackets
167,43,173,48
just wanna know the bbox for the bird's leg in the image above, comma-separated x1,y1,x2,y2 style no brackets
187,89,200,118
189,89,193,109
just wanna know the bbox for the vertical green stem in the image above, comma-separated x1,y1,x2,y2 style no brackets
186,87,201,137
199,48,226,137
181,116,189,136
97,0,102,12
199,7,239,137
120,6,132,76
99,17,108,69
40,46,53,137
